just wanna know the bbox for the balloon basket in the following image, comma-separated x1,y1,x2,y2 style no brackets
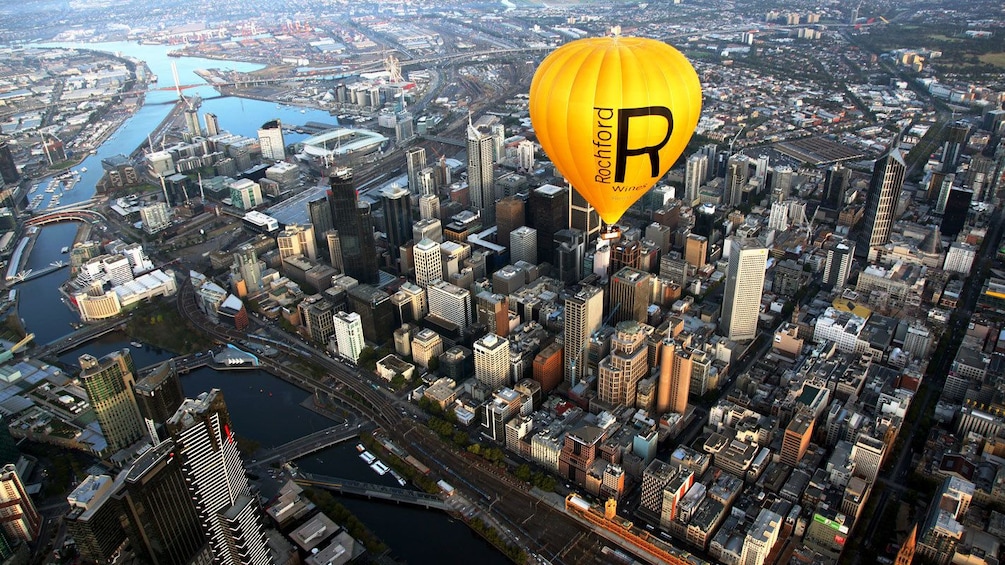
599,224,622,241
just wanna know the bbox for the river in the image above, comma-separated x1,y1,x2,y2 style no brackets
23,41,509,565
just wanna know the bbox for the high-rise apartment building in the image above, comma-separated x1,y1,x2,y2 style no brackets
564,285,604,387
203,113,220,137
0,138,19,185
474,333,510,390
79,350,146,452
184,109,201,138
823,239,855,289
467,123,496,225
381,184,412,266
166,390,273,565
858,148,906,255
333,311,365,362
0,464,40,543
257,119,286,161
277,223,317,262
326,229,343,272
720,238,768,341
413,238,443,288
327,168,378,284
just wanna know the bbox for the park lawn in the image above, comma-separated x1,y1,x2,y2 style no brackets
979,52,1005,68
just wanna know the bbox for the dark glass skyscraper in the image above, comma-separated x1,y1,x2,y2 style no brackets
133,360,186,444
529,184,568,265
308,195,334,256
0,139,18,185
327,168,378,284
381,184,412,267
117,439,211,565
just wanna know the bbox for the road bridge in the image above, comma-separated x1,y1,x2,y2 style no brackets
33,319,126,359
294,471,449,511
251,424,362,468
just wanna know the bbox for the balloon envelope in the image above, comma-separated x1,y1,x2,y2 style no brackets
529,36,702,225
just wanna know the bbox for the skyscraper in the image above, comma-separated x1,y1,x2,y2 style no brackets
720,238,768,341
474,333,510,390
333,311,365,362
308,196,334,255
510,226,537,264
79,349,146,452
427,280,472,331
257,119,286,161
381,184,412,266
823,239,855,289
684,153,708,205
495,196,525,249
467,123,496,225
327,168,378,284
657,338,691,415
609,267,653,324
166,390,273,565
725,154,753,206
554,228,586,285
277,223,318,262
231,244,264,296
203,113,220,137
858,148,906,255
517,140,535,172
0,464,40,543
406,147,427,194
564,285,603,387
65,475,125,563
781,412,814,467
419,194,440,220
184,109,201,138
569,188,601,243
597,321,648,408
0,138,19,185
133,360,185,444
823,163,849,209
942,122,970,174
529,183,568,265
413,238,443,288
117,439,211,565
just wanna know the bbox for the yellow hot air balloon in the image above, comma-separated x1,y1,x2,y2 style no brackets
530,36,702,229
